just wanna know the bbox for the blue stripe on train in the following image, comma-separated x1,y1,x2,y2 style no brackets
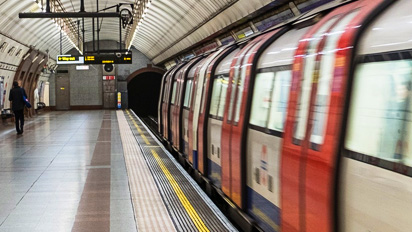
247,187,280,232
207,159,221,188
193,150,198,169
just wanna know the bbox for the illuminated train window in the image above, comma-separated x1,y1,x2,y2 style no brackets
345,51,412,174
183,80,193,108
209,74,229,120
171,81,177,105
293,16,339,144
293,10,358,149
249,65,291,135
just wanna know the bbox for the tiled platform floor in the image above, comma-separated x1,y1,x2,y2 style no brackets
0,111,136,232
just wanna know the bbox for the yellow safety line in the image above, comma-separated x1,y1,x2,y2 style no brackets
125,110,151,145
151,149,210,232
125,109,208,231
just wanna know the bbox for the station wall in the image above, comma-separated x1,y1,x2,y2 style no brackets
52,41,155,109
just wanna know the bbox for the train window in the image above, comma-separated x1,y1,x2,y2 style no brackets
250,72,275,127
163,79,169,102
200,74,209,113
345,59,412,167
310,10,359,147
175,79,181,106
170,81,177,105
209,75,224,117
190,77,198,109
234,43,263,123
227,60,242,123
183,80,193,108
293,17,339,144
217,76,229,118
268,69,292,132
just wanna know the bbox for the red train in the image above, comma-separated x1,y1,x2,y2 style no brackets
158,0,412,231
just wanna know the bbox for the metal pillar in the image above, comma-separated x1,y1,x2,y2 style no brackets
82,18,85,53
80,0,85,12
60,28,62,54
77,20,80,49
92,18,95,51
97,0,100,53
46,0,50,13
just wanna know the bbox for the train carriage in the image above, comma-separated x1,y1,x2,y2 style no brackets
197,45,239,175
188,49,228,169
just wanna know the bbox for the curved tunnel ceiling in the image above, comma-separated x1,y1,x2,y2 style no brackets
3,0,282,64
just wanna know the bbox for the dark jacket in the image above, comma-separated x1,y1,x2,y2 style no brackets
9,87,27,111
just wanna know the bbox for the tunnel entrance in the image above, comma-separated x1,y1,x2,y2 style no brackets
127,71,162,118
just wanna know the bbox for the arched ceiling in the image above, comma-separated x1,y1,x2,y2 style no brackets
1,0,282,64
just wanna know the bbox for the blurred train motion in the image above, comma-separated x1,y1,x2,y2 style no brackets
158,0,412,231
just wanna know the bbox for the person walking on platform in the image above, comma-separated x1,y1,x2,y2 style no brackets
9,81,27,134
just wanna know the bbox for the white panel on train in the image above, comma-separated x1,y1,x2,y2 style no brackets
257,27,311,69
357,0,412,55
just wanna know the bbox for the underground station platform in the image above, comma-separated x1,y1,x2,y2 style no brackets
0,110,238,232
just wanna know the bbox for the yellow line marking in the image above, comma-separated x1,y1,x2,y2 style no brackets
151,149,210,232
125,110,151,145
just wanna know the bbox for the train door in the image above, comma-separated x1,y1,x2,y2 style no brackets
188,58,209,166
174,57,203,153
245,26,311,232
158,69,172,135
221,32,278,207
189,51,222,169
197,46,238,175
163,66,181,141
169,71,180,144
221,41,258,205
281,0,388,231
206,47,240,187
161,70,173,138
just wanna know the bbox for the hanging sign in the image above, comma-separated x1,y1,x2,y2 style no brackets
84,53,132,64
57,55,84,64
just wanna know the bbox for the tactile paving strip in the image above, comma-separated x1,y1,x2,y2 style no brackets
117,111,176,232
124,110,237,232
